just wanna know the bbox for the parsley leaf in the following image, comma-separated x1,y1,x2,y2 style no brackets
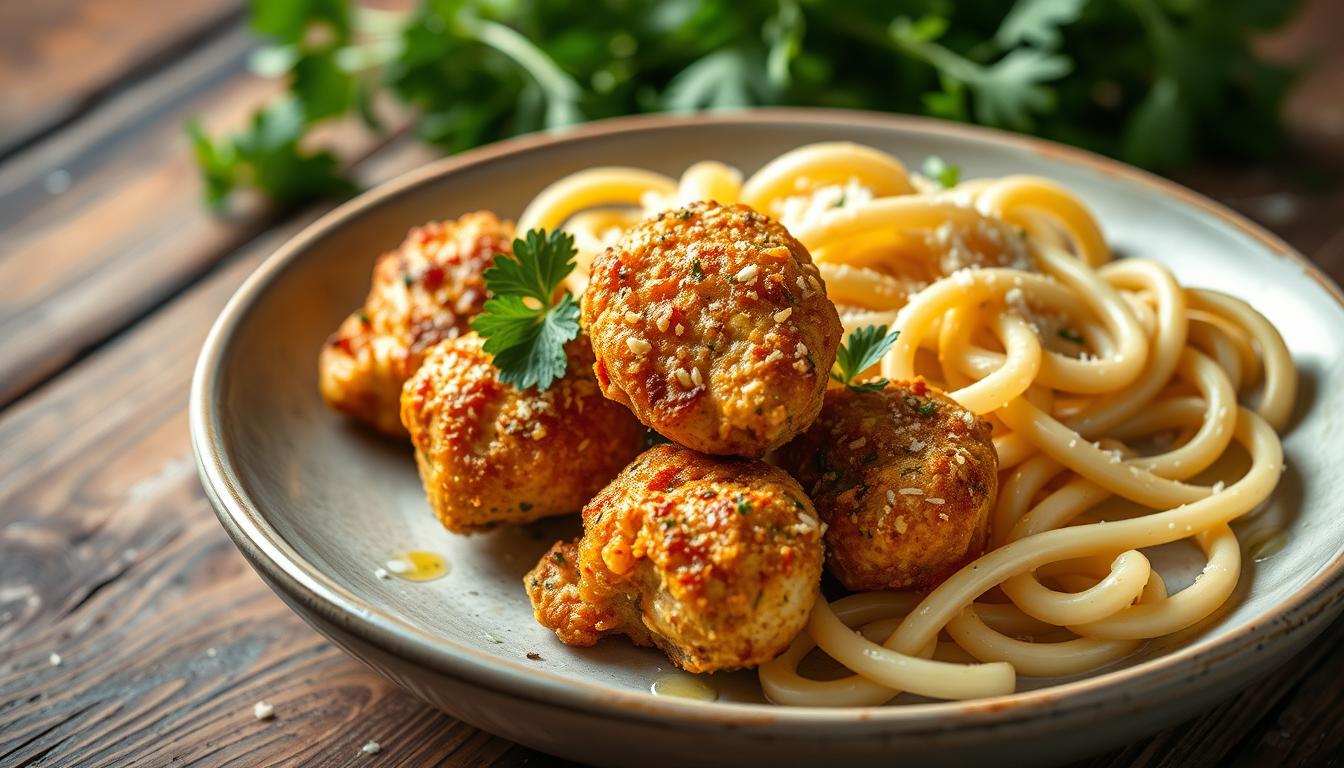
831,325,900,393
922,155,961,188
186,97,355,210
663,46,774,112
996,0,1087,49
190,1,1304,206
470,229,581,391
891,17,1072,131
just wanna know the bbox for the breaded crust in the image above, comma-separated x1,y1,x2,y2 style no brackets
779,379,998,590
582,201,842,457
401,334,645,533
525,443,824,672
320,212,513,435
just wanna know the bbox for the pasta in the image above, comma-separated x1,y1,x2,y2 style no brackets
518,142,1295,705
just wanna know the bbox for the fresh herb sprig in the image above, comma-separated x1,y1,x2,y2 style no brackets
922,155,961,189
831,325,901,393
470,229,580,391
190,0,1304,209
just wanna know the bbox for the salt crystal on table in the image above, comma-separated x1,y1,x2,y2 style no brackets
361,741,382,755
253,701,275,720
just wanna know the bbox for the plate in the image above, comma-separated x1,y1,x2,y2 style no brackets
190,109,1344,767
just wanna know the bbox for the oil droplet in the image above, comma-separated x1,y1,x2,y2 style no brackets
650,673,717,701
385,550,449,582
1246,530,1289,563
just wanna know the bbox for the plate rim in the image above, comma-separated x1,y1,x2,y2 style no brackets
190,107,1344,733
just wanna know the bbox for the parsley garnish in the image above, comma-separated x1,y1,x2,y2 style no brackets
552,551,566,565
831,325,900,393
918,401,937,416
691,259,704,280
470,229,581,391
922,155,961,188
736,494,751,515
1058,327,1085,344
189,3,1299,208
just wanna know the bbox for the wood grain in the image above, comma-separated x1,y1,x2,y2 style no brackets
1,0,1342,765
0,139,513,768
0,24,407,410
0,0,242,156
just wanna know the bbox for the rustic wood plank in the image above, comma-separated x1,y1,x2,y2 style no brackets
1224,625,1344,767
1072,618,1344,768
0,0,242,156
0,23,405,410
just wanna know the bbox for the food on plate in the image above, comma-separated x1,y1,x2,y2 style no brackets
400,333,645,533
320,211,513,435
523,143,1296,705
779,375,998,591
322,140,1298,706
581,200,843,457
525,443,824,672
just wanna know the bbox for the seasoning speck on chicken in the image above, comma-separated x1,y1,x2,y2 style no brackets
582,201,842,457
320,212,514,436
778,378,997,591
525,443,824,673
401,333,645,533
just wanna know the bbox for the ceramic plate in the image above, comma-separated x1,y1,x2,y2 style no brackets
190,110,1344,767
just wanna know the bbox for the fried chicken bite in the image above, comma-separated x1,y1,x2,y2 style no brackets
320,212,514,436
779,379,998,591
401,333,645,533
582,201,843,458
526,443,824,672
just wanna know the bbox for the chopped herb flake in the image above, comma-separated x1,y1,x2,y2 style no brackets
1058,327,1085,344
922,155,961,188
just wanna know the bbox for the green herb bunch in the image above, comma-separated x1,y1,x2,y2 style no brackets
190,0,1303,209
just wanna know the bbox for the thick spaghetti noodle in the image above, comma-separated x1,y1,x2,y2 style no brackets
518,142,1295,704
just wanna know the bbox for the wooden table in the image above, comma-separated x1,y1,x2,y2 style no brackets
2,2,1342,766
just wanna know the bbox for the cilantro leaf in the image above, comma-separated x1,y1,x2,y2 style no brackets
922,155,961,188
831,325,900,393
471,229,581,391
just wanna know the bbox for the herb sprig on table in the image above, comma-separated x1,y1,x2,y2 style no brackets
189,0,1303,209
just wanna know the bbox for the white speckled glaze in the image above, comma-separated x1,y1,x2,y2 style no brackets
190,110,1344,767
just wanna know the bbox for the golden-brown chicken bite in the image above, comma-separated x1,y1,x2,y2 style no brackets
582,201,843,458
401,333,645,533
779,379,997,591
320,212,514,435
525,443,824,672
